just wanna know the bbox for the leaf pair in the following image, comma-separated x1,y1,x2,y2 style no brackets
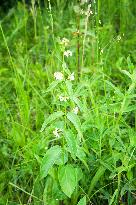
40,145,83,198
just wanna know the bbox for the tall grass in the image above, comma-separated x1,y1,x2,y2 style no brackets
0,0,136,204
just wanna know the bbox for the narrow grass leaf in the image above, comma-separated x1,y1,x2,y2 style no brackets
124,105,136,113
120,70,132,79
109,189,118,205
46,81,60,92
106,80,124,97
88,166,106,194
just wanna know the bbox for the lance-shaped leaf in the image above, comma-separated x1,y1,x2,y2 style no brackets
67,112,83,142
46,81,60,92
40,111,64,132
64,130,77,159
40,145,62,179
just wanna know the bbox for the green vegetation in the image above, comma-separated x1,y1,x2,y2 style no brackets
0,0,136,204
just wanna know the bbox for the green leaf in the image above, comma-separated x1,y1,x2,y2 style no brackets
66,80,73,97
73,96,84,112
120,70,132,79
46,81,60,92
76,147,88,170
64,130,88,168
124,105,136,113
40,145,62,179
77,196,86,205
40,111,64,132
106,80,124,97
55,150,68,165
64,130,77,158
67,112,83,142
58,164,82,198
109,189,118,205
75,167,83,182
51,180,67,200
73,5,80,14
88,166,106,194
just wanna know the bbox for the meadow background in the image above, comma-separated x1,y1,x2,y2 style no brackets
0,0,136,204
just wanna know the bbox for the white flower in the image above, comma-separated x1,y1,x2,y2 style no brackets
100,49,103,54
54,72,63,80
53,128,62,138
59,96,64,102
88,4,92,8
73,106,79,115
59,96,69,102
53,128,60,138
85,10,93,16
81,0,88,5
64,50,72,57
68,72,75,81
60,37,69,47
80,9,84,15
117,35,121,41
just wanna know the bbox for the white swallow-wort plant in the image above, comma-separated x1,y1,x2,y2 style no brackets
40,43,88,201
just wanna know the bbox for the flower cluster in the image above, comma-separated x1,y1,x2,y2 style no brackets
73,106,79,115
54,72,64,80
59,96,69,102
85,4,93,16
53,128,62,138
54,71,75,82
68,72,75,81
117,35,121,42
80,3,93,16
59,37,69,47
80,0,89,5
64,50,72,57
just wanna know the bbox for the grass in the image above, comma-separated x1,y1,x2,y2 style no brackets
0,0,136,204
